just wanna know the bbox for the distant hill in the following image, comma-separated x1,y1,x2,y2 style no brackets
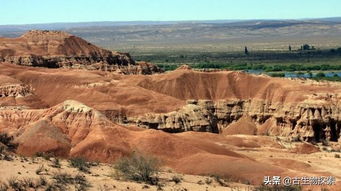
1,18,341,52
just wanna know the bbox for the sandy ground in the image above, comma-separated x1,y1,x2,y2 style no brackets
1,135,341,191
0,155,252,191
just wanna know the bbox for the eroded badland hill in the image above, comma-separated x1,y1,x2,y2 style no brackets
0,30,340,191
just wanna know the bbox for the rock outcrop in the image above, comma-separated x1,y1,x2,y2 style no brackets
1,63,341,143
0,30,162,74
134,99,341,143
0,75,32,98
0,99,285,181
0,84,32,98
136,100,219,133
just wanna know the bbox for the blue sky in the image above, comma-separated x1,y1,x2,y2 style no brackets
1,0,340,25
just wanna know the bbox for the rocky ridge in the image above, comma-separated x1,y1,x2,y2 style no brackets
1,62,341,144
0,84,32,98
134,98,341,143
0,30,162,74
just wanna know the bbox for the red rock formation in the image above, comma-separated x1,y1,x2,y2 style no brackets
0,30,162,74
0,63,340,187
0,63,340,143
0,99,287,183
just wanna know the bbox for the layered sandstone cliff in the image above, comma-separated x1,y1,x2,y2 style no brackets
0,30,162,74
1,62,341,143
134,98,341,143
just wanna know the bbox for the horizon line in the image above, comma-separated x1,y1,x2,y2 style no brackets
1,16,341,26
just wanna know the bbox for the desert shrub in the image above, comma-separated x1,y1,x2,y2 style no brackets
74,174,91,191
39,176,48,186
156,183,164,191
35,152,54,160
52,172,91,190
51,158,61,168
0,152,13,161
0,133,18,151
0,182,8,191
0,146,5,154
205,177,213,185
69,157,91,173
36,165,45,175
0,176,75,191
335,154,341,158
210,174,229,187
113,152,161,185
53,173,75,185
8,177,25,191
254,184,302,191
0,186,7,191
171,175,182,184
45,182,65,191
22,178,36,188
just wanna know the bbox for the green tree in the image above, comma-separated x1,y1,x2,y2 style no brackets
315,72,326,78
244,46,249,55
302,44,310,50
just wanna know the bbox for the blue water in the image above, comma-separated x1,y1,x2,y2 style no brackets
245,70,341,78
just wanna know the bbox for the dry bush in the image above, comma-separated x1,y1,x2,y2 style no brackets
171,175,182,184
113,152,161,185
52,172,91,190
0,133,18,152
36,165,45,175
69,157,91,173
51,158,61,168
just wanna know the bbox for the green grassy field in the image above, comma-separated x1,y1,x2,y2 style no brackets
132,48,341,81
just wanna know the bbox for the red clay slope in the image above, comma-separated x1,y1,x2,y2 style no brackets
1,64,341,186
137,69,339,102
0,30,111,57
0,99,284,184
0,30,163,74
0,63,340,116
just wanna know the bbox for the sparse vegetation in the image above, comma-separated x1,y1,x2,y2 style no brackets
51,158,61,168
22,178,36,188
0,182,9,191
204,177,213,185
171,175,182,184
209,174,229,187
335,154,341,158
35,152,54,160
39,176,48,186
0,133,18,152
0,173,91,191
150,50,341,82
52,172,75,185
113,152,161,185
69,157,91,173
52,172,91,190
268,72,285,77
36,165,45,175
0,146,5,154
